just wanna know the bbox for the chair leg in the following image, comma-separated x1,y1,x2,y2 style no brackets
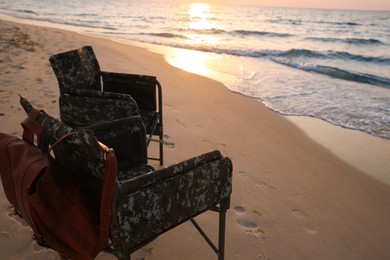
191,202,228,259
121,247,131,260
218,207,227,260
159,132,164,165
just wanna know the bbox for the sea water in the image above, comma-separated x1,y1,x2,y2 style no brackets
1,0,389,139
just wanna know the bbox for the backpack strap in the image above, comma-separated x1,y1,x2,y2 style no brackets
21,107,46,151
47,131,78,154
96,143,117,252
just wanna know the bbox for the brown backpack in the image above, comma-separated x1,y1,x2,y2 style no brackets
0,109,117,259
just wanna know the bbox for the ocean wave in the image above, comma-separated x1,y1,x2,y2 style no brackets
232,30,293,37
220,48,390,65
130,34,390,66
124,28,390,67
138,32,188,39
280,49,322,58
75,13,98,17
176,28,293,37
328,51,390,64
277,49,390,64
15,9,38,15
0,9,117,30
19,15,118,30
55,20,116,30
330,21,360,26
266,18,302,25
344,38,383,45
177,28,226,34
271,58,390,88
267,18,360,27
305,37,384,45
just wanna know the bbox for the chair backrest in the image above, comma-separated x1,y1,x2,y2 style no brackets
40,115,106,215
77,46,159,112
88,116,148,171
78,45,101,74
20,97,107,216
49,46,102,93
59,88,140,128
102,73,158,112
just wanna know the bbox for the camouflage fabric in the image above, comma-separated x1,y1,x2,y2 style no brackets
59,88,139,128
78,46,101,77
50,46,163,164
120,150,224,193
87,116,149,172
20,97,233,259
139,109,159,135
101,70,164,165
110,150,233,255
50,46,157,133
101,71,161,134
101,71,158,111
20,96,108,214
20,97,105,181
49,46,101,92
74,45,159,114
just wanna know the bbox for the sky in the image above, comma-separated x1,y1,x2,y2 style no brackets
150,0,390,11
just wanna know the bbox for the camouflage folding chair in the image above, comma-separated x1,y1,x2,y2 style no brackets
49,46,164,165
20,98,233,260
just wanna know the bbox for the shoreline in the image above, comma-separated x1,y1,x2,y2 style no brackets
121,37,390,186
1,18,390,260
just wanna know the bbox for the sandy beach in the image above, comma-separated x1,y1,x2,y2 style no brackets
1,18,390,260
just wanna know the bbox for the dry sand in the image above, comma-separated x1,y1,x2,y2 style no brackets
1,19,390,260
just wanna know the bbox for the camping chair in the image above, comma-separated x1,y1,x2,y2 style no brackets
49,46,164,165
20,98,233,260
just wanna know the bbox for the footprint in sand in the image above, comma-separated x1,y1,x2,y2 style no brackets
305,224,318,234
175,118,187,127
239,171,277,191
0,231,11,239
163,135,175,149
233,206,246,215
291,209,308,219
165,141,175,149
234,206,264,238
291,209,317,235
35,77,43,83
238,171,247,178
236,218,258,230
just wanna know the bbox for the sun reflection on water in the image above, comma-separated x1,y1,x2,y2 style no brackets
188,3,214,31
164,47,235,86
166,48,210,75
166,3,221,75
160,3,235,83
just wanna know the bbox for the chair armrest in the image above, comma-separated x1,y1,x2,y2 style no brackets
62,88,137,101
120,150,225,193
110,151,233,249
59,89,139,128
101,71,161,112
